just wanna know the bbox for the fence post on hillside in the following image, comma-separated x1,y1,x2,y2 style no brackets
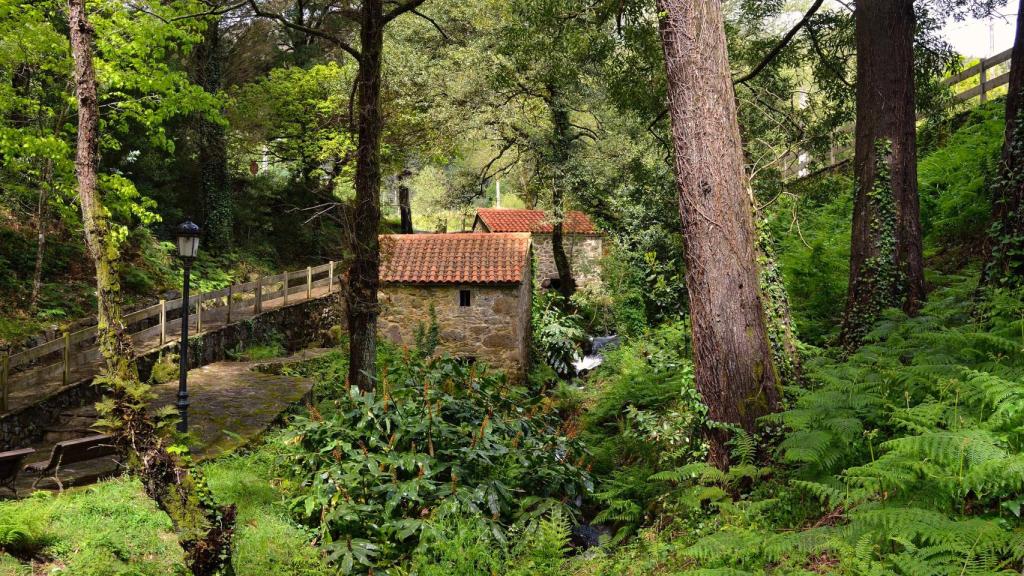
159,299,166,345
979,59,988,103
306,266,312,299
197,292,203,333
1,352,9,412
255,277,263,314
328,261,334,294
227,284,233,324
283,272,289,305
62,331,70,386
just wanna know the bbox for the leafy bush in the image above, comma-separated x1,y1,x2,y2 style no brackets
276,344,592,573
532,289,585,378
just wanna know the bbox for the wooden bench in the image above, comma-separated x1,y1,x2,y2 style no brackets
24,435,118,491
0,448,35,497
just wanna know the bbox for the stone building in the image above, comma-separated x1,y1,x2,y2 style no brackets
377,233,532,382
472,208,603,288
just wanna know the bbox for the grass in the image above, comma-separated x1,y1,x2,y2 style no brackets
203,446,329,576
0,442,329,576
0,478,186,576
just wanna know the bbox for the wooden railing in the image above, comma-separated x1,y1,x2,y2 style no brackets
782,47,1014,179
0,260,340,412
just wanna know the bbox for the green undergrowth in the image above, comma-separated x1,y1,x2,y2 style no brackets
569,273,1024,575
273,341,592,574
0,477,186,575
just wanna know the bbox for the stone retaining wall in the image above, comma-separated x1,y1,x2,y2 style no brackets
0,295,342,451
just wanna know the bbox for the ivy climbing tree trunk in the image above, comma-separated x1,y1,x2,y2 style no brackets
193,16,232,252
656,0,781,469
549,93,578,301
68,2,235,573
839,0,924,348
346,0,385,392
984,0,1024,284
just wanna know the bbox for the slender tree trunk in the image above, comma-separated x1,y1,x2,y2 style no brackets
984,0,1024,284
193,17,232,252
656,0,781,468
398,168,413,234
839,0,923,348
346,0,385,392
68,3,235,572
30,160,54,310
549,94,577,300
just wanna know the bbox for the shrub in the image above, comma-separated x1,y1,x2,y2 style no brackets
276,344,592,573
532,290,586,378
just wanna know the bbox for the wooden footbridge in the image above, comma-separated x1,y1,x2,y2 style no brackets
0,261,341,415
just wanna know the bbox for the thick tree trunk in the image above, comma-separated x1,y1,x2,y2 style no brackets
984,0,1024,284
398,168,413,234
346,0,385,392
839,0,923,348
549,95,577,300
656,0,781,469
193,17,232,252
68,3,235,573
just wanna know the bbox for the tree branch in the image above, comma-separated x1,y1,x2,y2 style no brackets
734,0,826,86
247,0,361,61
409,8,451,41
382,0,430,24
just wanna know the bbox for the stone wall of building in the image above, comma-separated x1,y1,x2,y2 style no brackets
532,233,603,287
378,278,531,382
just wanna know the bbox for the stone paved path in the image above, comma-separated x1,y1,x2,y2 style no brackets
9,348,333,495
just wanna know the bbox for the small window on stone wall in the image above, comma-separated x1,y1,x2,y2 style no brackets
459,289,471,307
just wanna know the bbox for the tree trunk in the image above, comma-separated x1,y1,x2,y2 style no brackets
30,160,54,310
346,0,385,392
68,3,235,573
984,0,1024,284
839,0,923,348
549,95,577,300
656,0,781,469
398,168,413,234
193,17,232,252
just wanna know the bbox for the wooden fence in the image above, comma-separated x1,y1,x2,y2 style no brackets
782,47,1014,179
0,261,340,412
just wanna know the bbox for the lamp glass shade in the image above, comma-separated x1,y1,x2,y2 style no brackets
177,235,199,258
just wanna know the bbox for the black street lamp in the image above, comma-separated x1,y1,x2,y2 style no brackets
175,219,200,434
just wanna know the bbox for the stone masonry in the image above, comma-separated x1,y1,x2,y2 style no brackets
531,232,603,287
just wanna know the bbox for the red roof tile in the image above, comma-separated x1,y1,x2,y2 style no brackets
380,233,531,285
475,208,597,234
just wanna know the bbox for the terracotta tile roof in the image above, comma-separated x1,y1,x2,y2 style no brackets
380,233,531,285
475,208,597,234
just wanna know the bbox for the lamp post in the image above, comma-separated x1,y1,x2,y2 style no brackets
175,219,200,434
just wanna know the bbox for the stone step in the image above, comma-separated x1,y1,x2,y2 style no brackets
43,426,96,444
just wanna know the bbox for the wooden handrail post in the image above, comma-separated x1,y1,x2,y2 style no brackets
197,292,203,333
306,266,312,299
227,284,233,324
283,272,289,305
255,276,263,313
328,261,334,294
159,299,166,345
979,60,987,104
62,331,70,386
1,352,9,412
